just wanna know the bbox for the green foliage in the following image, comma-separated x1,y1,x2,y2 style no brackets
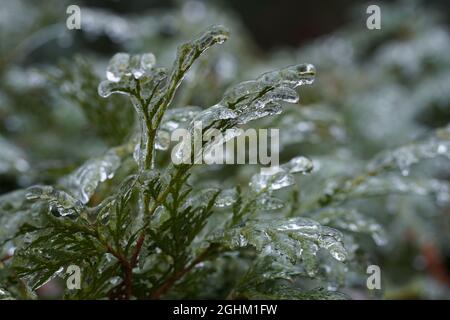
1,0,450,300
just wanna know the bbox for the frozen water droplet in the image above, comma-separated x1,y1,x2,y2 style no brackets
215,188,238,207
437,144,448,154
318,227,347,262
106,53,130,82
140,53,156,70
196,25,229,49
250,168,295,192
155,130,171,151
257,196,284,210
130,53,156,79
98,80,113,98
282,156,314,174
109,276,122,286
258,63,316,87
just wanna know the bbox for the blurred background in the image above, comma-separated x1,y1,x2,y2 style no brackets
1,0,450,299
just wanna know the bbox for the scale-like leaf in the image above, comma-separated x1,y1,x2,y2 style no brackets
211,217,347,277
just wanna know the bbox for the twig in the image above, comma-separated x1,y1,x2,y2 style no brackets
150,247,213,299
421,241,450,287
104,243,133,299
130,233,146,268
0,254,13,264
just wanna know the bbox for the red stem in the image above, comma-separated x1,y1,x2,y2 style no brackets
150,248,211,299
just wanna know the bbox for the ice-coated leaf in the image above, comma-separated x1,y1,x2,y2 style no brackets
26,186,85,217
184,188,220,210
249,157,313,193
214,188,238,208
138,67,168,100
60,149,121,204
256,195,285,210
171,25,229,76
99,25,229,172
211,217,347,276
318,174,450,208
282,156,314,174
258,63,316,88
98,77,137,98
239,283,348,300
105,52,156,82
106,53,130,82
98,52,163,99
311,207,387,246
217,63,315,124
233,256,348,299
267,287,348,300
351,176,450,205
250,167,295,192
368,125,450,176
192,104,237,127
